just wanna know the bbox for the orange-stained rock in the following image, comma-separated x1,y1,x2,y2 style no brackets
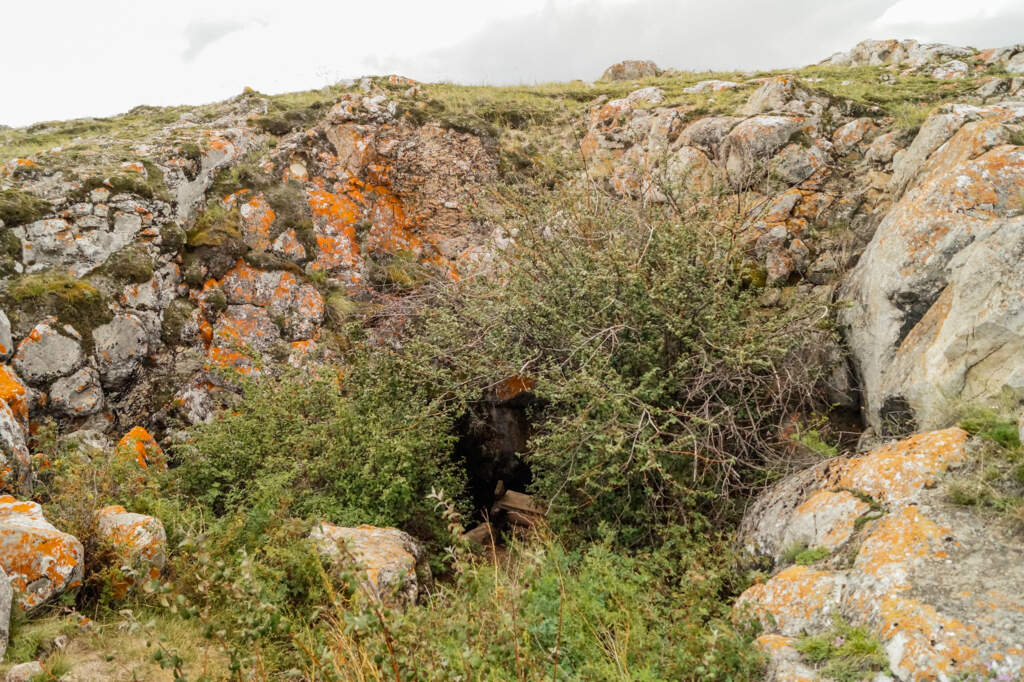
217,261,324,340
832,427,968,504
753,634,818,682
0,366,25,423
116,426,165,469
737,428,1024,680
841,103,1024,433
738,566,846,637
780,490,870,555
310,523,432,606
0,495,83,611
96,505,166,598
0,399,31,495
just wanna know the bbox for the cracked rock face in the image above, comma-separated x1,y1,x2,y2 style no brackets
841,103,1024,435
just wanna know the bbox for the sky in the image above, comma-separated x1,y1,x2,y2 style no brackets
2,0,1022,127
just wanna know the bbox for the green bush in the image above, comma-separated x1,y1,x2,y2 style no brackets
174,359,465,542
398,187,831,544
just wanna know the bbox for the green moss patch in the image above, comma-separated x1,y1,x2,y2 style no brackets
0,189,51,227
4,270,112,343
98,243,154,284
161,298,197,346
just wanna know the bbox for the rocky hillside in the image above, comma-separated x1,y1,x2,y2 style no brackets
0,38,1021,680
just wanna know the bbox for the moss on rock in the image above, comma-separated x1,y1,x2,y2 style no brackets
3,270,112,343
99,243,154,284
161,298,197,346
0,189,51,227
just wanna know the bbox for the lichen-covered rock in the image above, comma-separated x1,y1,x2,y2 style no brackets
116,426,165,469
5,661,44,682
0,311,12,361
737,428,1024,681
682,79,744,94
841,103,1024,434
600,59,660,81
0,496,84,611
217,262,324,340
720,116,813,189
0,400,30,495
49,367,104,417
11,320,84,386
92,314,150,389
96,505,166,597
311,523,432,606
820,39,974,69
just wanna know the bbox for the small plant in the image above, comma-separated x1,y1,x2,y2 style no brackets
781,542,830,565
795,615,889,681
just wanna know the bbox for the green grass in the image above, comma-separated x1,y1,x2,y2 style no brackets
4,270,112,343
781,542,831,565
795,616,889,681
947,408,1024,525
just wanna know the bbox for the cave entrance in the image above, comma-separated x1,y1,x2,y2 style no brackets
454,387,535,519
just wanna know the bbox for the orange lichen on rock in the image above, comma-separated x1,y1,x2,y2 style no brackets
737,565,846,636
117,426,166,469
853,505,951,583
0,365,28,423
96,505,167,598
236,192,276,250
0,495,84,611
878,595,982,680
310,523,430,606
787,489,870,551
833,427,968,503
492,375,535,402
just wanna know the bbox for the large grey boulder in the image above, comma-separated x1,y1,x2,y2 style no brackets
0,497,84,612
737,428,1024,680
92,315,149,389
49,367,104,417
11,320,84,386
719,115,812,188
841,103,1024,434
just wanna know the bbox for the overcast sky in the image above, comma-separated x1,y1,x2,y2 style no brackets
2,0,1022,127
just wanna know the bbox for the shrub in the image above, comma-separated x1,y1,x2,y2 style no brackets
174,359,465,543
398,186,832,544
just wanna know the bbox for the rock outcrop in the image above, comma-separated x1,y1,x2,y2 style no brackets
600,59,661,81
0,496,83,611
738,428,1024,680
96,505,166,598
841,103,1024,435
311,523,432,606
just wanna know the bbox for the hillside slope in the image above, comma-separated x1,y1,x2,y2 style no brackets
0,38,1022,680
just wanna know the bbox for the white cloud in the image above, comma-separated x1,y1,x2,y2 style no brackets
876,0,1019,25
0,0,1020,127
